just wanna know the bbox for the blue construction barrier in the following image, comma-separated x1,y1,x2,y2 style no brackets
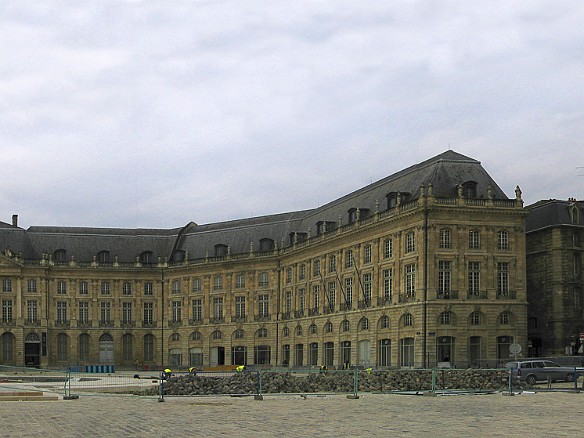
85,365,115,373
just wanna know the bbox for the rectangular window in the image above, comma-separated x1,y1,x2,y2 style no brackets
497,262,509,295
28,279,37,293
469,230,481,250
497,230,509,250
299,264,306,281
285,268,292,284
299,289,305,312
172,280,181,294
79,281,89,295
27,300,38,322
2,299,13,322
144,335,154,362
122,335,132,361
405,264,416,297
345,250,354,269
383,268,393,302
235,296,246,319
101,281,110,296
122,302,132,324
345,278,353,307
2,278,12,292
192,277,202,292
329,255,336,273
285,291,292,314
56,301,67,323
313,260,321,277
406,232,415,253
312,285,320,310
437,261,451,294
328,282,336,310
258,294,269,318
213,276,223,290
143,302,154,324
57,280,67,295
364,245,372,264
235,274,245,289
172,301,181,322
258,272,269,287
468,262,481,296
78,301,89,324
100,302,111,323
439,228,452,249
191,299,202,322
295,344,304,367
213,297,224,320
324,342,334,367
384,238,393,259
144,282,153,296
363,273,372,303
309,343,319,367
122,281,132,295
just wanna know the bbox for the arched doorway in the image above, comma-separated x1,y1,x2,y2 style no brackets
99,333,114,364
24,333,41,367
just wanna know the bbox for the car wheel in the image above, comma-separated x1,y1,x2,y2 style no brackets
525,375,537,385
566,373,575,382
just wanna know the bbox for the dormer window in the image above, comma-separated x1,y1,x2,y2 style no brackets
348,208,357,224
462,181,478,198
172,250,185,263
54,249,67,263
214,244,228,258
259,238,275,252
316,221,337,235
97,250,110,264
140,251,153,265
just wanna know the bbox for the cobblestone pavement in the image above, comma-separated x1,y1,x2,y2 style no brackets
0,391,582,437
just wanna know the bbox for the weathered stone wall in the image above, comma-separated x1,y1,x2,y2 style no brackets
160,370,517,396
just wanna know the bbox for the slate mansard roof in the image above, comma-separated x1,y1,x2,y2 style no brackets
0,150,510,263
525,198,584,232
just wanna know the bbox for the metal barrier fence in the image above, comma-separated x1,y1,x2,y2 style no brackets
3,365,580,399
158,368,519,399
0,365,159,398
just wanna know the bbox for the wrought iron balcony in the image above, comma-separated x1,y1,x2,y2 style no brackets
254,315,270,322
340,303,352,311
496,291,517,299
377,296,392,306
358,299,371,309
294,310,305,318
142,321,157,328
437,290,459,300
307,308,319,317
467,291,488,299
76,320,92,328
99,320,114,328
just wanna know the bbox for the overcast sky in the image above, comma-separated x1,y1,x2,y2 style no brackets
2,1,583,229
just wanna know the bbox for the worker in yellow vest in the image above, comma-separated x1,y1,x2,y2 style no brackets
236,365,246,373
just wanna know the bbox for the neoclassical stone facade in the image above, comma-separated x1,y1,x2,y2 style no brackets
0,151,528,369
525,198,584,356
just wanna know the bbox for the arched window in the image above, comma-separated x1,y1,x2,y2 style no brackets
211,330,223,340
309,324,317,335
283,327,290,337
324,321,333,333
360,317,369,331
379,315,390,329
403,313,413,327
190,331,202,341
257,328,268,338
341,319,350,332
295,325,303,336
234,329,245,339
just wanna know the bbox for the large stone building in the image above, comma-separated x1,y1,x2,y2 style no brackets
0,150,527,370
525,198,584,357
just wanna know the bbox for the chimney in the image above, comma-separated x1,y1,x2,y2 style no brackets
12,215,18,227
